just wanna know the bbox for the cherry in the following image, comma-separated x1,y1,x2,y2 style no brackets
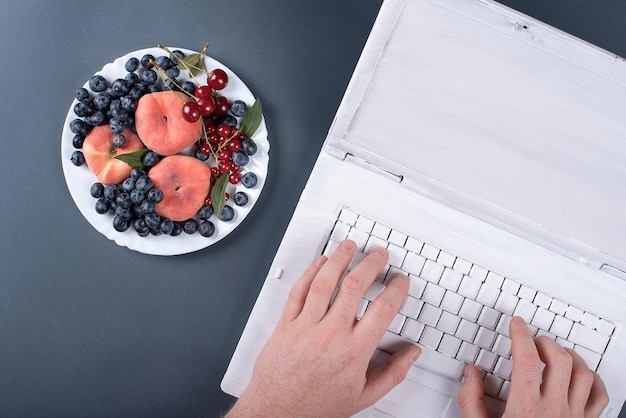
214,96,230,116
195,85,212,98
182,101,201,122
198,95,215,116
208,69,229,90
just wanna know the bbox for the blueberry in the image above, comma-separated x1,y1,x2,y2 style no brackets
148,188,164,203
85,110,108,126
197,205,214,221
170,221,184,236
115,192,132,209
111,79,130,97
147,84,161,94
115,206,133,221
108,99,123,117
95,198,110,214
155,55,172,69
182,219,198,234
111,133,126,148
171,50,185,63
140,54,155,69
130,168,146,179
130,188,144,204
120,96,137,113
70,119,91,136
218,205,235,222
133,218,150,237
219,115,238,128
70,150,85,166
230,100,247,117
125,57,140,72
122,177,136,192
125,72,139,84
162,79,179,92
165,67,180,79
232,151,249,166
141,69,158,85
72,135,85,149
234,191,249,206
145,212,161,229
181,81,196,95
89,75,107,92
74,101,94,117
93,92,111,110
139,199,155,214
103,184,121,201
160,218,174,235
241,138,257,156
194,147,209,161
198,221,215,237
109,117,124,134
90,182,104,198
241,172,258,188
75,87,90,102
128,84,145,100
142,151,159,167
135,175,153,193
112,215,130,232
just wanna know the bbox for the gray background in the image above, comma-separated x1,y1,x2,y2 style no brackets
1,1,624,417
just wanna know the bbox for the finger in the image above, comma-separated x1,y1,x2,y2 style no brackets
300,239,356,323
354,274,409,344
585,372,609,418
361,345,421,407
280,255,328,323
328,246,389,324
458,365,489,418
534,336,573,400
508,316,542,399
564,348,602,416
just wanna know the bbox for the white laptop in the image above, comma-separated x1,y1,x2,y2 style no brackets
222,0,626,416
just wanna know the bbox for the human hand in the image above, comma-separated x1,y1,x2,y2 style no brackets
226,239,421,417
458,316,609,418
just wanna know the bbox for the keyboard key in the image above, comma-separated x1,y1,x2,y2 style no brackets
496,315,513,337
404,236,423,253
478,306,501,330
364,281,385,301
356,298,369,319
440,268,463,291
456,319,479,342
565,305,584,322
338,208,358,225
419,326,444,349
573,345,601,371
581,312,600,329
483,373,504,397
531,307,555,331
549,315,574,339
437,311,461,334
348,228,370,251
476,285,500,307
469,265,488,281
441,291,464,314
355,216,375,232
457,341,479,363
549,298,568,315
493,334,512,357
438,334,462,357
330,221,351,242
501,278,521,295
568,323,610,354
408,275,427,298
596,319,615,336
418,304,443,328
458,276,482,299
453,258,472,275
388,230,407,247
371,222,391,239
402,252,426,276
536,330,556,340
437,251,456,268
414,345,465,380
495,292,519,316
513,299,537,323
423,283,446,306
420,243,440,260
499,380,511,401
387,243,407,267
420,260,445,282
474,327,497,349
399,296,423,319
459,299,482,322
365,235,389,254
401,318,425,342
485,272,505,288
388,314,406,334
476,349,498,372
494,357,513,380
517,284,536,300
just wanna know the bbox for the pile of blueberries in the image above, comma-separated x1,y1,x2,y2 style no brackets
68,49,260,238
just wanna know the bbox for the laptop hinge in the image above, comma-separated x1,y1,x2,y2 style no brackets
344,153,403,183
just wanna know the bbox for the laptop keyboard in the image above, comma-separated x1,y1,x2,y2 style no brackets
322,207,615,401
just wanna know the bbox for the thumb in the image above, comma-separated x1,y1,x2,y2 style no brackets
362,345,421,406
458,364,489,418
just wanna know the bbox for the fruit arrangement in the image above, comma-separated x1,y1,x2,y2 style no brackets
62,45,268,254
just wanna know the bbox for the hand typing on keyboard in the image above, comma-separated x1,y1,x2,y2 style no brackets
225,240,608,418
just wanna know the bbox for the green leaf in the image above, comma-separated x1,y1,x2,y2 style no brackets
114,149,151,169
211,173,230,217
178,53,205,77
241,98,263,138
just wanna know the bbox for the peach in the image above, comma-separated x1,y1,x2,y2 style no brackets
134,91,203,155
82,125,145,184
148,155,212,221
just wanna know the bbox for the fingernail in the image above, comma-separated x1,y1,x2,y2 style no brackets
314,256,327,266
340,240,355,251
463,366,473,381
370,247,388,257
409,346,422,363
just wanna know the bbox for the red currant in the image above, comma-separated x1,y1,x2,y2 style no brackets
204,123,217,134
229,172,241,184
210,167,220,178
195,85,212,98
208,133,219,144
199,143,212,155
182,101,201,122
227,139,242,152
216,123,231,138
205,197,212,206
218,150,232,161
214,96,230,116
219,161,231,173
208,68,229,90
229,162,241,172
197,95,215,116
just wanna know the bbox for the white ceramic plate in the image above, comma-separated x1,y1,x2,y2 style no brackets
61,47,269,255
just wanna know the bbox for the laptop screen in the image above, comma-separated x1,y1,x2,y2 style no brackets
326,0,626,264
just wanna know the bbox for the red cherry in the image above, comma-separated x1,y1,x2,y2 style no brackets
218,150,232,161
229,172,241,184
197,95,215,116
182,101,201,122
195,85,213,98
227,139,242,152
208,69,229,90
214,96,230,116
